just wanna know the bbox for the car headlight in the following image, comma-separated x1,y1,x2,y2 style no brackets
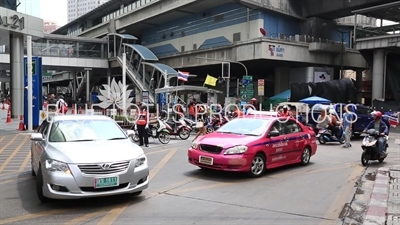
45,159,70,173
191,141,198,149
224,145,248,155
135,154,147,168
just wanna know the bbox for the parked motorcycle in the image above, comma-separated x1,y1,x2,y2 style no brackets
132,117,170,144
165,118,192,140
317,127,345,144
361,129,388,166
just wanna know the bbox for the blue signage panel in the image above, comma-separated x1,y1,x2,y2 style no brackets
24,56,43,128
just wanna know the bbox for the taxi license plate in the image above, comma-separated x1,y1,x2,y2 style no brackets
94,177,119,189
199,156,213,165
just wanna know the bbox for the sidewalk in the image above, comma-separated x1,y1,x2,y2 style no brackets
364,166,400,225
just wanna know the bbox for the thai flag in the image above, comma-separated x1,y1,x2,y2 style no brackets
177,71,189,82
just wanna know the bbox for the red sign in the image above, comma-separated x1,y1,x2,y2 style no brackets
258,79,264,86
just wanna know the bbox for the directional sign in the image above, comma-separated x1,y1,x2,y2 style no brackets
258,86,264,96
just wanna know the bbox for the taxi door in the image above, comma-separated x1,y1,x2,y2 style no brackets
265,121,288,166
282,119,305,161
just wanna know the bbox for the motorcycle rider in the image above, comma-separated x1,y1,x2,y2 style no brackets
279,105,292,117
316,109,330,130
363,111,388,157
135,104,149,147
328,109,341,138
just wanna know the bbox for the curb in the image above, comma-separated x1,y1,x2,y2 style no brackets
364,167,390,225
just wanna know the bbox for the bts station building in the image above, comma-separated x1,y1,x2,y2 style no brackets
1,0,400,118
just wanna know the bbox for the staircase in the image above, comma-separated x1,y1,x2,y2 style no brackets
76,74,101,100
115,54,155,103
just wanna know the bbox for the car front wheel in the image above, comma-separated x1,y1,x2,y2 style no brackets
248,153,266,178
36,166,50,203
301,147,311,166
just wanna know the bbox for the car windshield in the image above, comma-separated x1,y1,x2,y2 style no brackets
48,119,127,142
216,118,270,136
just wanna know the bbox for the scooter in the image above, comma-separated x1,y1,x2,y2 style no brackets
361,129,389,166
132,117,170,144
164,118,192,140
317,127,345,144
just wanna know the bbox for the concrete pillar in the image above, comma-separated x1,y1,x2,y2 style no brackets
372,49,384,101
355,70,363,103
9,34,24,118
274,67,289,95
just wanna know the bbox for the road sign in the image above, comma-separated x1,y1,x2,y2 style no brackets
258,79,264,86
258,86,264,96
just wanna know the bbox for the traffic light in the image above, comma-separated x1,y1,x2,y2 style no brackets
222,62,230,78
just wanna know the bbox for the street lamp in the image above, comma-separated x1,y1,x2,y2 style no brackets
322,23,349,79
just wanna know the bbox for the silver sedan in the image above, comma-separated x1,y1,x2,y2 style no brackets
30,115,149,202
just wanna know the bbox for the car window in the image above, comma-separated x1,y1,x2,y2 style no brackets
269,121,284,135
38,121,49,136
356,108,371,115
216,118,271,136
48,119,127,142
283,120,302,134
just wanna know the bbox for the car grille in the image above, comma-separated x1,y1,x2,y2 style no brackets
200,144,223,154
77,161,130,175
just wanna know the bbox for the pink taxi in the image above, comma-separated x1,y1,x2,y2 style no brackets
188,116,317,177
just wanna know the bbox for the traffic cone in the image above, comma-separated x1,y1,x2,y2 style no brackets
5,108,12,123
18,115,24,131
78,106,82,114
71,105,75,114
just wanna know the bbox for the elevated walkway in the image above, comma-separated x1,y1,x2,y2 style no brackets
0,34,108,70
92,33,180,104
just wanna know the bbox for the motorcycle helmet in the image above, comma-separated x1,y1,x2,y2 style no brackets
282,105,288,111
372,111,382,119
329,109,336,115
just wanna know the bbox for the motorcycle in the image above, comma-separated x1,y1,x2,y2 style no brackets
316,127,345,144
361,129,389,166
165,118,192,140
132,117,170,144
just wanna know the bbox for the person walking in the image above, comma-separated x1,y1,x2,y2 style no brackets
342,106,353,148
136,105,149,147
48,94,57,112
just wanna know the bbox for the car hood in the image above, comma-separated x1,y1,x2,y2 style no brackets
197,132,260,148
46,139,144,164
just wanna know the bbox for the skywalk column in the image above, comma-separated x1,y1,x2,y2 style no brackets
372,49,385,101
9,34,24,118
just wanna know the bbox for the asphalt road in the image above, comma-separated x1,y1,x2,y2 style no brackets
0,134,399,225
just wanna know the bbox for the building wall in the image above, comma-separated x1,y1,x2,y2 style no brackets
142,3,302,57
68,0,109,22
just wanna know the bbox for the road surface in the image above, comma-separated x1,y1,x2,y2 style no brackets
0,133,398,225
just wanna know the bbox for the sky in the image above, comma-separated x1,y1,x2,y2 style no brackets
18,0,67,26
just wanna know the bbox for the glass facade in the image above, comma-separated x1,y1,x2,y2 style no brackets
0,38,106,58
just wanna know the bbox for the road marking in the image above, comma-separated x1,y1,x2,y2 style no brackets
146,148,176,156
96,148,178,225
18,151,31,172
268,163,356,179
0,136,5,142
0,136,29,173
0,209,72,224
0,176,33,185
62,211,105,225
0,135,19,154
169,182,235,194
319,165,365,224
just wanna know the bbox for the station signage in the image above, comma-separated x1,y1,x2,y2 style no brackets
0,14,25,30
24,56,43,128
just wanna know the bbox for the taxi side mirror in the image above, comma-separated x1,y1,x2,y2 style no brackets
268,130,280,137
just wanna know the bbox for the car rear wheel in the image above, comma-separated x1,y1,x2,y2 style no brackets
248,153,266,178
301,147,311,166
36,166,50,203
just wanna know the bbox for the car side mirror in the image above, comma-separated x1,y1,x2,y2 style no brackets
268,130,280,137
126,130,135,137
30,133,44,141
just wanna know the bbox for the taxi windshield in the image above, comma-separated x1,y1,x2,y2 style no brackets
216,118,270,136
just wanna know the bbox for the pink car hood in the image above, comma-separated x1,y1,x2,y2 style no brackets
197,132,260,148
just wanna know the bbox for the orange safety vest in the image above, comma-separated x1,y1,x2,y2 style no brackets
137,112,147,125
189,105,195,115
280,111,291,117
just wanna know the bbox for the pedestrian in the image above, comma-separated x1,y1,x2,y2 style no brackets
342,106,353,148
47,94,57,112
135,104,149,147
